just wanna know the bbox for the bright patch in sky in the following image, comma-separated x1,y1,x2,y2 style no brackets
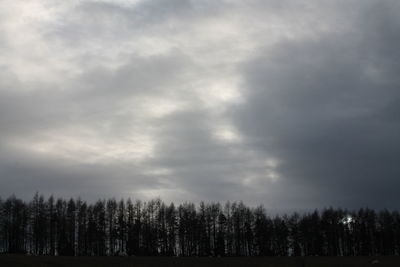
213,125,242,143
11,128,155,164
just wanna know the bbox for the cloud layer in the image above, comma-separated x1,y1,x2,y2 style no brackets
0,0,399,210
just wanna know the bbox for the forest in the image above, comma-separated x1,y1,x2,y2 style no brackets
1,193,399,257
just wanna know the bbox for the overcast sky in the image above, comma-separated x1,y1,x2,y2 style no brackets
0,0,399,210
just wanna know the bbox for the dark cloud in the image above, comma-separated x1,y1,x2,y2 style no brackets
234,0,400,209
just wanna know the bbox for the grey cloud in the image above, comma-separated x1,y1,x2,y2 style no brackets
1,0,399,211
47,0,226,46
145,109,279,206
0,54,195,203
234,0,400,209
74,52,192,99
0,50,190,136
0,150,165,202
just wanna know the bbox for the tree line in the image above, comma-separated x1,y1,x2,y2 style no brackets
1,193,399,256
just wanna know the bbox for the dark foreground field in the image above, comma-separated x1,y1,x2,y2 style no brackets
1,255,400,267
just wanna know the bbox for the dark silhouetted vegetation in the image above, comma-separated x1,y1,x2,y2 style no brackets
1,193,400,257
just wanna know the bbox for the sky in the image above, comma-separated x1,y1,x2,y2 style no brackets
0,0,399,210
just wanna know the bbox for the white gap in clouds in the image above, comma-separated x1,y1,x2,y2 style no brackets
140,96,189,118
89,0,143,8
142,168,173,176
133,187,192,203
213,124,242,144
206,78,243,104
190,77,243,112
113,95,190,121
10,127,155,164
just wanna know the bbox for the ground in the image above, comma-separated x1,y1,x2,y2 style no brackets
0,255,399,267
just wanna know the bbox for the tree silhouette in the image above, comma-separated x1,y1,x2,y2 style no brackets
0,194,399,257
